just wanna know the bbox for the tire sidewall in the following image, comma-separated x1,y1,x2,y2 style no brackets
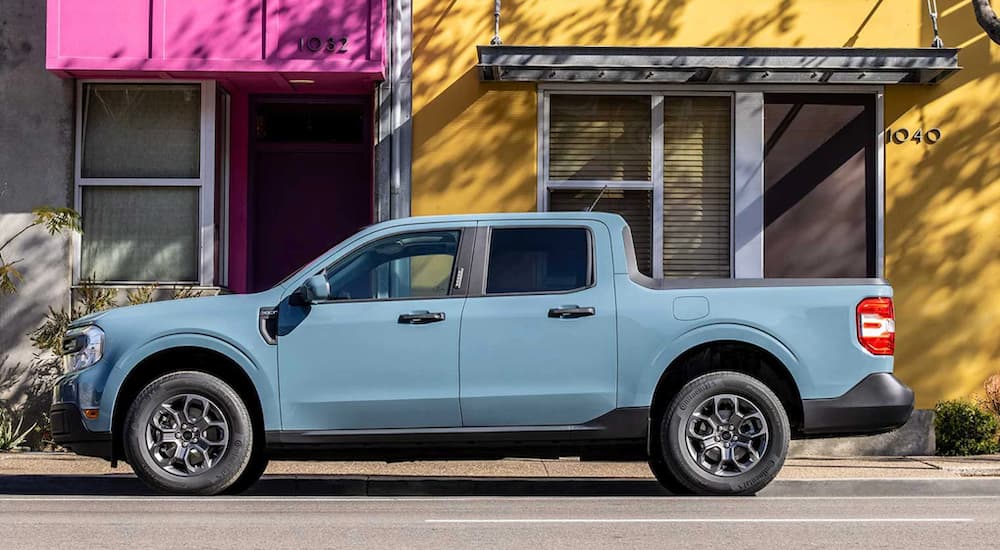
124,371,253,495
660,372,789,495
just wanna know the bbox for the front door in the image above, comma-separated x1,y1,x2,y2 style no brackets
277,224,473,431
459,221,618,427
251,98,372,291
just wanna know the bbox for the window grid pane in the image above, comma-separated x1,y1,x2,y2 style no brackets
548,189,652,276
663,97,732,278
548,95,651,181
81,186,200,282
82,84,201,178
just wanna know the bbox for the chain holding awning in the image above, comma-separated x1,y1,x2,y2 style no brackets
478,46,960,85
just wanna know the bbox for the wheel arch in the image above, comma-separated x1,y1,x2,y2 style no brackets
648,340,803,432
106,339,272,463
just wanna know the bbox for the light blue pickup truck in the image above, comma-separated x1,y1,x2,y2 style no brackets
52,213,912,495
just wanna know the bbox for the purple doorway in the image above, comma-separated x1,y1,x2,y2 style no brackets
249,96,373,291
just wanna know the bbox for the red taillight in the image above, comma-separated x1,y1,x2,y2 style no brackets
857,297,895,355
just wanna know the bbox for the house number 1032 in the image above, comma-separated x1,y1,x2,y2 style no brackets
298,37,349,53
886,127,941,144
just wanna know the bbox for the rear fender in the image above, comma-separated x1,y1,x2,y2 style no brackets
631,323,809,407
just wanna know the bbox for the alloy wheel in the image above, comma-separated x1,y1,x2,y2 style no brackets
683,393,769,477
145,393,230,477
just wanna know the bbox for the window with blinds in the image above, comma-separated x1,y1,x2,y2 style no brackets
548,95,651,181
549,189,653,275
663,97,731,278
544,94,732,280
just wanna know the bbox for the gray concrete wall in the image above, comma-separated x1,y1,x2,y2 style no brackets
0,0,75,438
790,410,936,457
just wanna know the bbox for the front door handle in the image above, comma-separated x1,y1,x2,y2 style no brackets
398,311,446,325
548,306,596,319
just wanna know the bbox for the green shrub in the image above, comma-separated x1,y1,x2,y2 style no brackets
935,400,1000,456
0,408,35,451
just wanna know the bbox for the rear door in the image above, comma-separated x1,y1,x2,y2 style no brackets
458,220,618,427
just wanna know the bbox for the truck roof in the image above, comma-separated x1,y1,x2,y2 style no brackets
370,211,629,230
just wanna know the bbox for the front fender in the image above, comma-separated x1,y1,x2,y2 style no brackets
93,333,279,433
630,323,810,408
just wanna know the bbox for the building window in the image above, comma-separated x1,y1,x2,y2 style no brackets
541,93,732,278
75,82,218,285
763,94,877,278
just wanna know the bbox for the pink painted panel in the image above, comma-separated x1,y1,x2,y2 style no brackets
160,0,264,61
47,0,386,77
53,0,150,60
270,0,382,62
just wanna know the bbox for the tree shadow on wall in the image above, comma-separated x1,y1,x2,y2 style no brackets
884,0,1000,405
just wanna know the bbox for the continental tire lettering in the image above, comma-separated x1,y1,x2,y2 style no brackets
678,382,716,411
735,459,776,491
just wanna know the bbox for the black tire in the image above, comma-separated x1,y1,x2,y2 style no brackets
124,371,255,496
647,455,692,495
224,450,269,495
654,371,789,496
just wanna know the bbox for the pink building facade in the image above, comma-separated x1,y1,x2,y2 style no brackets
46,0,391,293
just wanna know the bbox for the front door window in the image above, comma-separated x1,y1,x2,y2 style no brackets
325,230,460,301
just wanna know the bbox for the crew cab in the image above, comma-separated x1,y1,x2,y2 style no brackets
51,213,913,495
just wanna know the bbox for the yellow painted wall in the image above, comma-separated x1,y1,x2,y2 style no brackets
412,0,1000,407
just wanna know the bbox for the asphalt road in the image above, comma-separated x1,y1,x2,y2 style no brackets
1,492,998,549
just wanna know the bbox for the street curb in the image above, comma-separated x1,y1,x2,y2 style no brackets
3,474,1000,497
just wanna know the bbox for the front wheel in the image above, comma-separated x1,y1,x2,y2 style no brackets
124,371,255,495
653,371,790,496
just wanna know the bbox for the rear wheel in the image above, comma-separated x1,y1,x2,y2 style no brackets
124,371,255,495
653,371,789,496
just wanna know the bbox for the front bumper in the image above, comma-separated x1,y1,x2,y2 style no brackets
800,373,914,436
50,403,112,460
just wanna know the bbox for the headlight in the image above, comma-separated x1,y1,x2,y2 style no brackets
61,325,105,373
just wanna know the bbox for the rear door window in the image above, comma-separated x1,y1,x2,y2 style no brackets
485,228,591,294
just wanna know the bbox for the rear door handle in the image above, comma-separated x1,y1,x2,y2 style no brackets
547,306,596,319
398,311,446,325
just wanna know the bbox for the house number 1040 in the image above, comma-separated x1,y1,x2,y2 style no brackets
886,127,941,144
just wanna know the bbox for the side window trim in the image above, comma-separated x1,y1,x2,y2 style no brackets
468,224,596,298
309,227,472,305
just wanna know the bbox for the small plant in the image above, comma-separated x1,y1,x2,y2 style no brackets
29,279,117,358
981,374,1000,418
935,400,1000,456
0,408,36,451
171,285,203,300
126,283,158,306
0,198,81,294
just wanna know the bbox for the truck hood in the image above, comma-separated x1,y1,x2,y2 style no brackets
70,288,286,335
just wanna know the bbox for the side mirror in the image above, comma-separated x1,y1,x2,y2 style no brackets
291,274,330,306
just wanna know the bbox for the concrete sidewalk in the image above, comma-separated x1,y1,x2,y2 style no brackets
2,452,999,479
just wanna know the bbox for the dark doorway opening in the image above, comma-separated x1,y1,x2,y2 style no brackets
249,96,373,291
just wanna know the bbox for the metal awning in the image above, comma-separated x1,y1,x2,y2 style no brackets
477,46,960,85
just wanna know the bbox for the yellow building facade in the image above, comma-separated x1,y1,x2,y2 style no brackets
410,0,999,408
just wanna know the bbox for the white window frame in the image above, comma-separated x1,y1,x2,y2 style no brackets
537,84,885,279
538,86,734,279
73,80,219,286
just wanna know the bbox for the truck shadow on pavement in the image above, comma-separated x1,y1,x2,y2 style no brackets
0,474,673,497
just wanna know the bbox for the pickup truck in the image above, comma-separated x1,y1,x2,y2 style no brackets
51,212,913,496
